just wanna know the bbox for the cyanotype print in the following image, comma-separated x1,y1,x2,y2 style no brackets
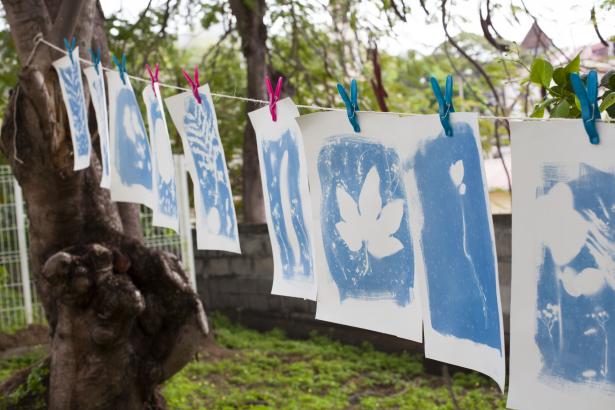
261,129,313,281
535,163,615,387
413,122,502,352
318,135,414,306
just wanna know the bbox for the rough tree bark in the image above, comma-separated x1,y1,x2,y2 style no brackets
229,0,267,224
0,1,208,408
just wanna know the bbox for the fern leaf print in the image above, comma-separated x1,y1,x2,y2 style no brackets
183,92,237,241
53,47,91,170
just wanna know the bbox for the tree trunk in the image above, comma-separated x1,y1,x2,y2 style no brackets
0,1,208,408
229,0,267,224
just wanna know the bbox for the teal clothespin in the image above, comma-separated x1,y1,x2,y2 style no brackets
337,79,360,133
63,37,76,65
570,71,600,145
88,47,101,75
111,53,127,85
430,75,455,137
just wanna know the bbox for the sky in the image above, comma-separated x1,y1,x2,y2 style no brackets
101,0,614,55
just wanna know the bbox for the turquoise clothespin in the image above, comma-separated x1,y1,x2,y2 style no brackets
570,71,600,145
88,47,101,75
337,79,360,133
111,53,127,85
430,75,455,137
63,37,76,65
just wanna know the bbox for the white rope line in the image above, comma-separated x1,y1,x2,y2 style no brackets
36,36,614,123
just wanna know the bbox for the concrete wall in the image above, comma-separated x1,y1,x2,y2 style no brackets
195,214,512,351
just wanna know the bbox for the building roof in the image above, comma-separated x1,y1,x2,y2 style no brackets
521,22,554,51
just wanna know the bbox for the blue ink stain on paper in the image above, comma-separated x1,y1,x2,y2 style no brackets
91,73,110,179
413,123,501,351
318,135,413,306
183,94,237,240
536,163,615,386
58,62,90,158
261,130,314,280
114,88,152,189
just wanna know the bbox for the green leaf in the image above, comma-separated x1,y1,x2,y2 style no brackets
530,105,545,118
551,100,571,118
564,53,580,73
553,68,568,86
530,58,553,88
600,91,615,112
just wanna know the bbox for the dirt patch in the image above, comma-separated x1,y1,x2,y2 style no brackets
0,325,48,352
197,335,236,361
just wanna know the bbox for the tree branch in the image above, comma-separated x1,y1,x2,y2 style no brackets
50,0,93,46
591,6,609,47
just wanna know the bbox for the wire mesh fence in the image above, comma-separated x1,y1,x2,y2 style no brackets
0,156,195,333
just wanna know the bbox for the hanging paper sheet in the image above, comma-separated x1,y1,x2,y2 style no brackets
248,98,317,300
297,111,422,340
52,47,91,170
106,70,154,208
143,83,179,231
403,113,505,390
84,65,111,188
165,84,240,253
507,121,615,410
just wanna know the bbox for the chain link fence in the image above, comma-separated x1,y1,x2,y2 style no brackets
0,155,195,333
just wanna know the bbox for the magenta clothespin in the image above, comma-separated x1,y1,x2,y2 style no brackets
182,66,202,104
145,63,160,96
265,76,283,122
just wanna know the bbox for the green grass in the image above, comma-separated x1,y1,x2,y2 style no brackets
0,315,507,409
162,314,507,409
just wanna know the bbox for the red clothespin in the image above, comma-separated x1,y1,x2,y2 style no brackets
182,66,202,104
265,76,283,122
145,63,160,96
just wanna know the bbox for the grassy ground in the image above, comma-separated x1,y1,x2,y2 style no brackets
0,314,507,409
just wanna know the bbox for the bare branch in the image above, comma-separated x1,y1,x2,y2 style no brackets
591,6,609,47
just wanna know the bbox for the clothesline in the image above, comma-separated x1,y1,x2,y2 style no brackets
36,36,611,123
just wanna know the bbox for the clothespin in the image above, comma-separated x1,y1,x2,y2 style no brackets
63,37,77,65
337,79,360,132
88,47,101,75
265,76,283,122
111,53,127,85
570,71,600,145
430,75,455,137
182,66,202,104
146,63,160,96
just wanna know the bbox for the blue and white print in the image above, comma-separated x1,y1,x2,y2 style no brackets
84,66,111,188
106,70,154,208
52,47,91,170
165,84,240,253
413,122,502,352
249,99,316,300
535,163,615,388
143,84,179,231
319,136,413,306
261,130,313,281
298,111,422,342
508,121,615,410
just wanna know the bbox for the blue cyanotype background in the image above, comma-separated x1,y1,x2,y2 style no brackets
148,98,178,220
58,61,90,158
90,72,110,180
114,88,153,189
261,130,314,280
318,135,413,306
412,123,501,351
183,93,236,239
536,163,615,386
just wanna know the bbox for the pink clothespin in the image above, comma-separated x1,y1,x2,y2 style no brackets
265,76,283,122
145,63,160,96
182,66,202,104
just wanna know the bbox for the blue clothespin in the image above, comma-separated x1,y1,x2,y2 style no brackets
337,79,360,133
570,71,600,145
430,75,455,137
111,53,127,85
63,37,76,65
88,47,101,75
